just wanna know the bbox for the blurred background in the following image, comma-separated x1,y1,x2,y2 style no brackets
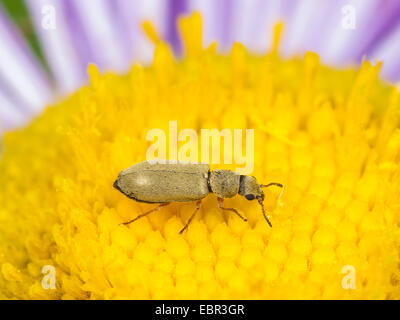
1,0,400,131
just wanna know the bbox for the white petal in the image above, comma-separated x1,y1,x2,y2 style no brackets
0,89,27,131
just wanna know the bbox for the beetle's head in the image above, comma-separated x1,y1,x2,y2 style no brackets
113,174,133,198
239,176,284,227
239,175,264,201
113,179,122,192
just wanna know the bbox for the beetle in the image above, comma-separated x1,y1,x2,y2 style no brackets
113,160,283,234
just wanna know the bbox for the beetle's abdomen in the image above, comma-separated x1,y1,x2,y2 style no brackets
115,160,210,203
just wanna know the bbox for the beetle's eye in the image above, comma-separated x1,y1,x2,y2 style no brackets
245,194,255,200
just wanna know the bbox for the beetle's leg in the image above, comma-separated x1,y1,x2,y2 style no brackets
120,203,169,226
217,197,247,222
179,200,201,234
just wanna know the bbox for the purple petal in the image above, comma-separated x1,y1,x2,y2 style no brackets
187,0,234,51
0,9,53,115
281,0,400,81
166,0,189,55
113,0,168,64
66,0,132,72
318,0,386,64
280,0,332,56
353,0,400,62
370,24,400,81
216,0,235,50
189,0,297,52
25,0,87,94
230,0,289,53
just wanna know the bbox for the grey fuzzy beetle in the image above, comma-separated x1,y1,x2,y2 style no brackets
113,160,283,234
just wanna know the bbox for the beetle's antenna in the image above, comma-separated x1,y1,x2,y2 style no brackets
257,196,272,227
260,182,285,206
260,182,283,188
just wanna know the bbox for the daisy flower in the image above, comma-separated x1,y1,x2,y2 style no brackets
0,0,399,299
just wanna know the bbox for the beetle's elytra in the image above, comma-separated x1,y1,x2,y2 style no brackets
113,160,283,234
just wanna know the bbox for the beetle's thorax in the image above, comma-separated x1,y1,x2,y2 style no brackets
208,169,240,198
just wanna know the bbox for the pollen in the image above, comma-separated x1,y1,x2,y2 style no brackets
0,12,399,299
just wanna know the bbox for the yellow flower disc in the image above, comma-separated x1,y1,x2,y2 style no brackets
0,12,399,299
